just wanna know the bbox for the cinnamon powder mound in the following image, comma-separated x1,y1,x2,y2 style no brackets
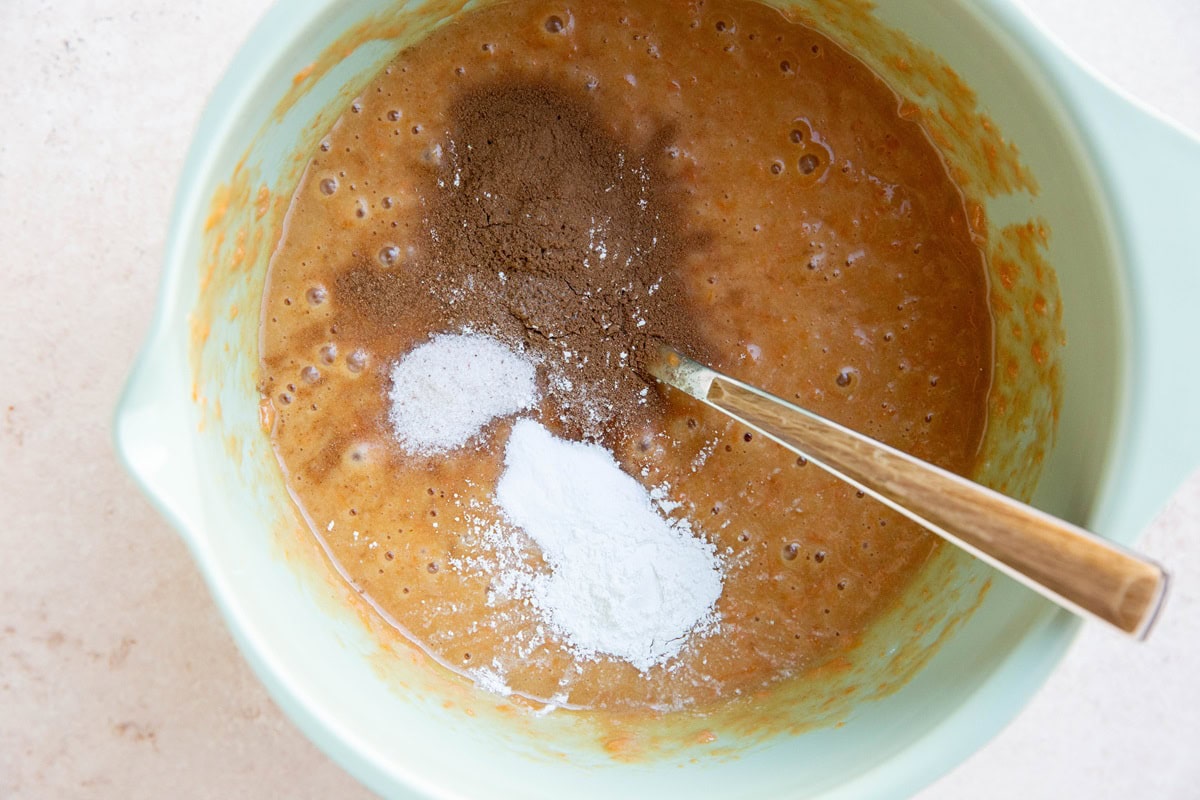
337,82,709,443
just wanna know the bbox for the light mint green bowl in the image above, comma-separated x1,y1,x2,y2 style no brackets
114,1,1200,797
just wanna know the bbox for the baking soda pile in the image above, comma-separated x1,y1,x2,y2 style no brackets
387,333,723,673
388,333,538,454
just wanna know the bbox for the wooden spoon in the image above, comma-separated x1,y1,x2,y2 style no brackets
647,344,1168,639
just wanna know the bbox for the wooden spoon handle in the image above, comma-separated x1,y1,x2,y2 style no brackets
704,375,1168,638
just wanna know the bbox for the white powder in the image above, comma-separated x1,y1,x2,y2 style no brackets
388,333,537,454
495,419,723,671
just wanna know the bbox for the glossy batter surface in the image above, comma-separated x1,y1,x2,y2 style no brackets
260,0,992,711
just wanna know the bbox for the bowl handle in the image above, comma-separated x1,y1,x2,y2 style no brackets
113,333,206,539
1049,50,1200,537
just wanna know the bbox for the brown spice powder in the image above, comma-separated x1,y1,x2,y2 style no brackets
337,82,709,443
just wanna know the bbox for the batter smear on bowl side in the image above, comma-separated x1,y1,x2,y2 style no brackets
259,0,993,712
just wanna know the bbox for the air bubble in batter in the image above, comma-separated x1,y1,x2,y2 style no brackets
347,349,368,373
379,245,401,267
421,143,442,165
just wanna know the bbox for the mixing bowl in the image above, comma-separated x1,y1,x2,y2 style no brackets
114,0,1200,796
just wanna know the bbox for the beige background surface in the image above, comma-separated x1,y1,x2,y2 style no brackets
1,1,1197,797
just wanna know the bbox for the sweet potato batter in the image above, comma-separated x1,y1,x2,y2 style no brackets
259,0,992,712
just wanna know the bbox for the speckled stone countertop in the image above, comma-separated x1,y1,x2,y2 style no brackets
1,1,1197,797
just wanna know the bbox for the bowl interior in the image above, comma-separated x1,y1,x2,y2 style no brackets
120,0,1126,797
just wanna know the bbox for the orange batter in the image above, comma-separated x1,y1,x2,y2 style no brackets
259,0,991,712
